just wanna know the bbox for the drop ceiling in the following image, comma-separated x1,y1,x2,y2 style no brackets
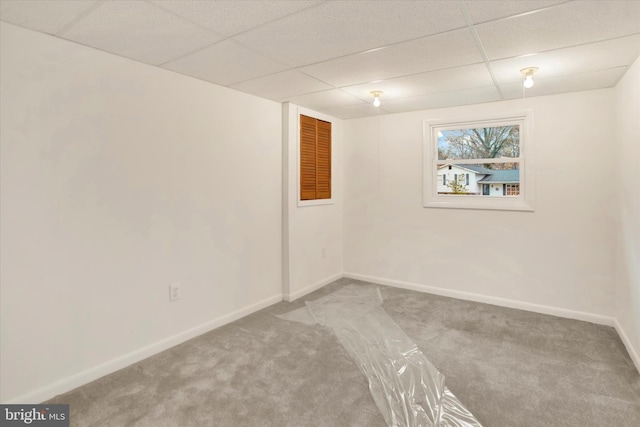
1,0,639,119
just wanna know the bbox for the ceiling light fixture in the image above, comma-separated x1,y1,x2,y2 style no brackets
370,90,383,107
520,67,539,89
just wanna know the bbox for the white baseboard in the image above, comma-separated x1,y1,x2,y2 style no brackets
5,293,283,404
348,272,639,375
613,319,640,374
284,272,343,302
344,272,616,327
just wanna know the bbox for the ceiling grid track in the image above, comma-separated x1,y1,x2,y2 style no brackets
458,1,505,100
55,0,105,36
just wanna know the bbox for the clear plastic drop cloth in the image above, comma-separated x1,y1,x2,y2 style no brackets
277,285,482,427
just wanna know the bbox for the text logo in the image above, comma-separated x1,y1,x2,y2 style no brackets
1,405,69,426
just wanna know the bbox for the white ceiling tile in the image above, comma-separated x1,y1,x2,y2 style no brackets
229,70,332,100
234,0,467,67
490,35,640,84
283,89,365,110
463,0,568,24
150,0,321,36
500,67,628,100
381,86,502,113
321,103,384,120
341,63,495,101
162,39,289,86
476,1,640,60
300,28,484,87
0,0,98,35
59,1,223,65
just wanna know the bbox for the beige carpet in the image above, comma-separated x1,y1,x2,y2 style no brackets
47,278,640,426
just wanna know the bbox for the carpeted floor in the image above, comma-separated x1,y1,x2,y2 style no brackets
47,278,640,426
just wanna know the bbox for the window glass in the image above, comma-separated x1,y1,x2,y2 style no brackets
438,125,520,160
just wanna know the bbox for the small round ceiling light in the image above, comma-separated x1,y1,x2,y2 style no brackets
520,67,539,89
370,90,383,107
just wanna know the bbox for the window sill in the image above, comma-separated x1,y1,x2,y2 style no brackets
424,196,534,212
297,199,335,208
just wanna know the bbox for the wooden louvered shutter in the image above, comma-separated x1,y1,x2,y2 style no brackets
300,115,317,200
316,119,331,199
300,115,331,200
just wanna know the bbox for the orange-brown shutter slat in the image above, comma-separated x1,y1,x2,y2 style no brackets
316,119,331,199
300,115,317,200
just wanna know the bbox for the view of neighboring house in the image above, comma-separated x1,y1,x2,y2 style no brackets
437,164,520,196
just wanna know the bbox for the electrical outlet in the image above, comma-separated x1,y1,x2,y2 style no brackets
169,283,181,302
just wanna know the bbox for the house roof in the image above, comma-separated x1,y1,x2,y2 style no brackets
437,164,482,174
477,169,520,183
437,164,519,183
458,165,495,175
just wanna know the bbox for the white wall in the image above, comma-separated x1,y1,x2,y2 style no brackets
614,56,640,368
283,104,343,301
344,90,616,320
0,23,283,403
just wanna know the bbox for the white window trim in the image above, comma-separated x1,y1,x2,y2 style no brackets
423,111,535,212
295,106,335,207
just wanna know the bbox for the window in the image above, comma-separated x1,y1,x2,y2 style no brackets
300,114,331,201
423,112,534,211
505,184,520,196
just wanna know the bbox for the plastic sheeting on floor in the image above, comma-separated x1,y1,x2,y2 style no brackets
277,285,482,427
